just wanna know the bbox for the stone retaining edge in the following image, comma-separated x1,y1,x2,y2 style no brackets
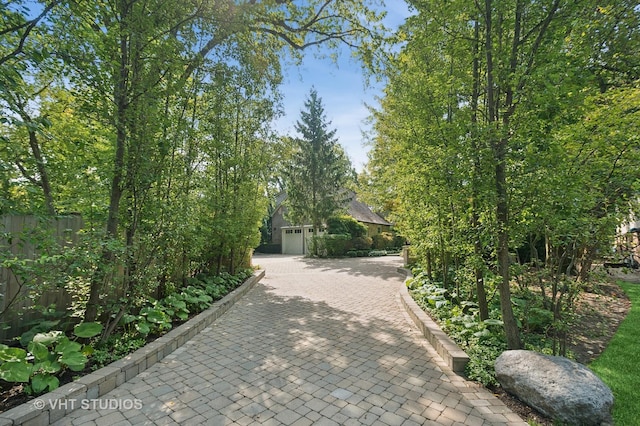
0,270,265,426
397,268,470,374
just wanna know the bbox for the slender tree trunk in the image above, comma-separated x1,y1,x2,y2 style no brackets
577,245,596,282
485,0,521,349
471,19,489,321
27,129,56,216
84,3,130,323
14,104,56,216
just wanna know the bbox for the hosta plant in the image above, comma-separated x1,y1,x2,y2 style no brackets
0,322,102,395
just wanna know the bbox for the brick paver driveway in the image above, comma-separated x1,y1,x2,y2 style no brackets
54,254,525,425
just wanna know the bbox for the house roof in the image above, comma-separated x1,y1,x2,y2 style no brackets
346,195,392,226
273,191,392,226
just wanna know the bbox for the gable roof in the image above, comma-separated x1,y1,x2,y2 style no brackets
346,194,392,226
272,191,392,226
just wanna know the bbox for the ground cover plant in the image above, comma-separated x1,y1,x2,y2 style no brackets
0,269,253,412
590,281,640,426
407,266,634,425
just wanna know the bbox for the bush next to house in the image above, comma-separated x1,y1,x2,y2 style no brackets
308,215,370,257
351,236,373,251
327,215,368,238
372,232,393,249
310,234,351,257
372,232,405,251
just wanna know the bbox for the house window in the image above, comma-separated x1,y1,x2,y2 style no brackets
285,230,293,234
294,229,302,234
378,227,381,234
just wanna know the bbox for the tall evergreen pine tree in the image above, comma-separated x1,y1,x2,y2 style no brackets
284,88,352,254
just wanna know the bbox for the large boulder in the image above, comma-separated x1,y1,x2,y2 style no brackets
495,350,613,426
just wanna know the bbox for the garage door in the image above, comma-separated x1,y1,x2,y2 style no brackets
282,228,305,254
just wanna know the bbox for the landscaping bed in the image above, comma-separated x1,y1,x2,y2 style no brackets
407,268,633,425
494,278,630,425
0,269,260,416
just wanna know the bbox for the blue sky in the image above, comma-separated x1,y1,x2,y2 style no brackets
273,2,412,172
16,0,411,172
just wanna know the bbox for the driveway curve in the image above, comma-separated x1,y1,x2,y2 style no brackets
54,254,526,426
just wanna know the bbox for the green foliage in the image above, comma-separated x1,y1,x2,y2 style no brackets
464,337,507,387
590,282,640,426
159,294,190,321
409,272,508,386
282,89,354,247
407,273,450,309
310,234,350,257
365,0,640,349
180,286,213,313
372,232,396,250
351,236,373,250
327,215,367,238
0,322,101,395
408,265,594,386
120,269,251,340
73,322,103,338
511,266,584,356
92,269,251,369
122,306,172,337
91,332,147,370
313,215,387,257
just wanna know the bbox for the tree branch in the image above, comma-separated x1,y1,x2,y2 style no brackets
0,0,63,66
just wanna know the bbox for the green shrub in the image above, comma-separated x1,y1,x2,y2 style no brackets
0,322,102,395
327,215,367,238
159,294,190,321
181,286,213,312
121,304,172,337
92,332,146,369
409,271,508,387
372,232,395,249
352,236,372,250
310,234,351,257
464,336,507,387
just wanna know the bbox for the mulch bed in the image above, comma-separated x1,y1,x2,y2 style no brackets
491,272,633,424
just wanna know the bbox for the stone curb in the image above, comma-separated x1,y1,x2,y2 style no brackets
397,268,470,374
0,270,265,426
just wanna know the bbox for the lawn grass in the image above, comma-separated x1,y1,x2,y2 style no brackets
589,281,640,426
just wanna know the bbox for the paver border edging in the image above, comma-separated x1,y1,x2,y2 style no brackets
0,270,265,426
397,268,470,374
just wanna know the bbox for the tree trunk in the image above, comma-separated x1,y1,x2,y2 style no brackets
485,0,521,349
426,249,433,281
84,4,130,323
495,140,521,349
14,104,56,216
27,130,56,216
471,19,489,321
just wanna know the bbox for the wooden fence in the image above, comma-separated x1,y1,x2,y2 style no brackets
0,215,83,342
